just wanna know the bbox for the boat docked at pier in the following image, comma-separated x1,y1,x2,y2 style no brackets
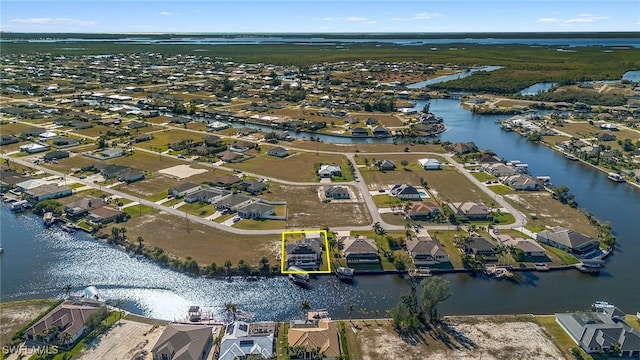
334,267,355,282
607,172,625,182
287,266,310,287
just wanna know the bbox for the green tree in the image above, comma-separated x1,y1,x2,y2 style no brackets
400,160,409,169
421,276,452,323
552,184,577,208
62,284,72,299
346,303,354,323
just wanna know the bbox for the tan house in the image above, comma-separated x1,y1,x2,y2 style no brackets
288,319,341,359
151,324,213,360
340,236,380,263
406,235,449,266
24,301,102,345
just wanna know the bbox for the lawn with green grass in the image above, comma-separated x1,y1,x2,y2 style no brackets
471,171,497,182
535,315,593,360
488,184,515,195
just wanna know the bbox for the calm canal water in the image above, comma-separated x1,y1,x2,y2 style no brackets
2,101,639,321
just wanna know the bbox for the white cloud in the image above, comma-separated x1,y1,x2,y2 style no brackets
412,12,442,20
322,17,342,21
390,17,408,22
159,12,175,16
345,17,367,22
565,14,609,23
363,21,378,24
537,18,560,23
10,17,96,26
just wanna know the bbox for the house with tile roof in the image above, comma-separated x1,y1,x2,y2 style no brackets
341,236,380,264
288,319,341,359
151,324,213,360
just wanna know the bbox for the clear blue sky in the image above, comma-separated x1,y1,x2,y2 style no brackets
1,1,638,33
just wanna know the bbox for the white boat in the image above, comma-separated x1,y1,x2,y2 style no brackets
334,267,355,282
288,266,310,286
607,172,625,182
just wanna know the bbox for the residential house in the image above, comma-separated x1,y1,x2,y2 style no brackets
1,134,20,145
0,169,35,192
477,153,502,164
203,135,222,146
341,236,380,264
266,147,289,158
184,188,229,204
389,184,421,201
16,178,52,192
240,179,267,194
52,137,81,148
556,310,640,357
350,127,368,137
365,118,379,125
536,227,600,256
100,164,130,179
372,126,389,137
217,150,243,163
19,143,50,153
151,324,213,360
218,321,275,360
25,184,72,202
87,205,123,224
449,202,490,220
214,174,242,188
286,235,324,269
318,164,341,178
230,141,255,153
206,121,230,131
43,150,70,161
406,235,450,267
451,142,478,154
324,185,350,200
24,301,101,346
169,183,202,198
214,193,252,212
376,159,396,171
288,319,341,359
132,133,153,143
65,196,107,218
406,201,441,220
118,170,145,183
237,201,276,220
485,163,520,177
463,236,498,261
503,174,540,191
418,158,441,170
496,235,547,259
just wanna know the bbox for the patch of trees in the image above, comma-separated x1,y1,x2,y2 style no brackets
526,89,627,106
551,184,577,208
33,200,63,215
390,277,451,333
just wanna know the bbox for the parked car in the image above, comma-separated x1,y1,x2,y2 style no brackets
232,216,241,223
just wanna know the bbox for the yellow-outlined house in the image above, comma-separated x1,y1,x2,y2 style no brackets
281,230,332,274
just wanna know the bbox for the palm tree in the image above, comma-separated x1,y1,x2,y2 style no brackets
225,302,238,321
224,260,233,275
59,331,72,347
62,284,72,299
301,300,311,318
373,309,380,325
113,299,125,323
359,308,368,325
346,304,354,323
136,236,144,253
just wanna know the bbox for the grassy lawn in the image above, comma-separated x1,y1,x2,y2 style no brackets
110,150,184,172
429,230,464,268
179,202,217,217
535,315,592,360
261,184,372,228
122,204,156,219
372,194,403,208
289,139,446,154
471,171,497,182
121,212,281,266
276,322,290,360
540,244,580,265
492,212,516,225
488,184,515,195
233,219,286,230
134,129,204,152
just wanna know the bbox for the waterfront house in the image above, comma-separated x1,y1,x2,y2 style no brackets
218,321,275,360
318,164,341,178
288,319,341,359
286,235,324,269
87,205,122,224
406,201,441,220
372,126,389,137
350,127,368,137
151,324,213,360
237,201,276,220
418,158,441,170
206,121,230,131
389,184,421,201
266,146,289,158
406,235,449,267
536,227,600,257
485,163,520,177
169,182,201,198
503,174,541,191
463,236,498,261
324,185,350,200
450,142,478,154
477,153,502,164
0,169,35,191
496,235,547,259
25,184,72,202
65,196,107,218
24,300,101,346
449,202,490,220
556,310,640,357
341,236,380,264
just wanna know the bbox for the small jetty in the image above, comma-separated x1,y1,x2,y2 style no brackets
534,263,550,271
334,267,355,282
485,265,514,279
43,212,56,227
409,268,433,278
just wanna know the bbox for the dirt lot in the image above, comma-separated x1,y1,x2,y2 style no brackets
76,320,165,360
0,299,58,346
348,315,564,360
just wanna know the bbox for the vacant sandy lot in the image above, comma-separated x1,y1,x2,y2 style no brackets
0,299,58,346
76,320,165,360
353,316,564,360
158,164,208,179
